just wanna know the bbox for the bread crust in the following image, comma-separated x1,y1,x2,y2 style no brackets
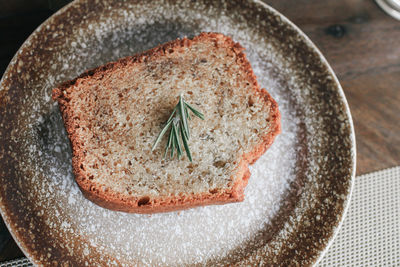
53,32,281,213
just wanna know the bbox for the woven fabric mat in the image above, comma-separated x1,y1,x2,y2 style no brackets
318,166,400,266
1,167,399,267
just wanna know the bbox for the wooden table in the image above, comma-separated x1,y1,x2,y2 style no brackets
1,0,399,262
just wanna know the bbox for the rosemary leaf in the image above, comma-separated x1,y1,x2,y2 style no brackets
166,127,173,149
167,106,177,123
179,95,190,139
185,102,205,120
170,128,175,158
185,104,191,121
180,119,188,141
172,121,182,158
180,122,193,162
151,119,173,151
164,146,168,158
164,127,173,157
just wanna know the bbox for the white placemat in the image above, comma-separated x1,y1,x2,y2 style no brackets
318,166,400,266
0,258,31,267
1,167,399,266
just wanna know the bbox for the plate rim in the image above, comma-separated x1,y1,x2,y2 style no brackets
0,0,356,265
0,3,86,266
252,0,356,264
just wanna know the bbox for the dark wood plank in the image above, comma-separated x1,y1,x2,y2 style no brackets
0,220,11,254
342,71,400,173
1,0,399,262
0,10,53,75
0,235,24,262
0,217,25,261
265,0,400,175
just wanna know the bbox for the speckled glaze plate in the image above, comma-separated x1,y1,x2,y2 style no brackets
0,0,355,266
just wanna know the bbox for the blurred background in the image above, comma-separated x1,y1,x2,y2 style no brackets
0,0,399,262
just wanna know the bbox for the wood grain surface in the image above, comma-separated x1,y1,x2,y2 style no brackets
1,0,399,262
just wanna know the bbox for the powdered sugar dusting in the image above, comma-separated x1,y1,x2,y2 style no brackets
0,0,354,266
35,23,299,266
27,4,303,264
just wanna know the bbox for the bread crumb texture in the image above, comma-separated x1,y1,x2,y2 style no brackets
53,33,280,212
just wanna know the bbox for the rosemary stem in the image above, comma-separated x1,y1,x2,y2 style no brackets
152,94,204,161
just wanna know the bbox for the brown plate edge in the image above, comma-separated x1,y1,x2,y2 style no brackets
254,1,356,265
0,0,357,266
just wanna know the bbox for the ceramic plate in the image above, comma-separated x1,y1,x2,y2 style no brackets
0,0,355,266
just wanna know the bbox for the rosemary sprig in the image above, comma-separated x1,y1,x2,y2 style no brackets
152,95,204,162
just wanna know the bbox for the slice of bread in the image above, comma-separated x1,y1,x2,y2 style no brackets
52,32,281,213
